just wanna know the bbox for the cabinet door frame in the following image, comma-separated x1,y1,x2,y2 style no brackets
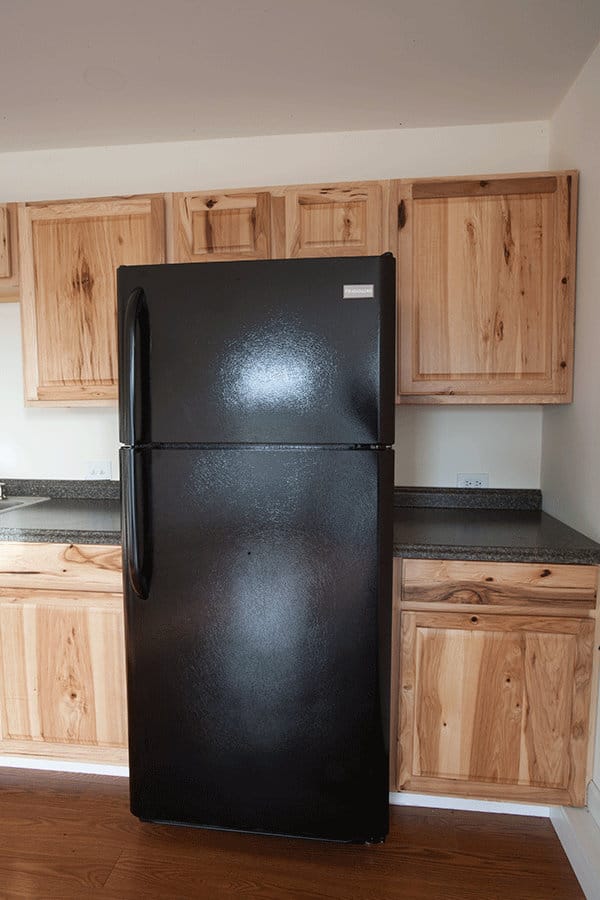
170,189,281,263
0,587,127,764
0,203,19,300
397,607,595,805
18,194,165,406
284,181,388,258
395,171,578,404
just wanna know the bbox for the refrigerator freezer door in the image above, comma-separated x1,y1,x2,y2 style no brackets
121,445,393,842
118,255,395,447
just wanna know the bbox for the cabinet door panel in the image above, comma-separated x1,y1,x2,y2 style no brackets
19,196,165,404
398,610,594,805
173,191,272,262
285,183,383,257
415,627,525,783
0,591,127,752
397,172,577,403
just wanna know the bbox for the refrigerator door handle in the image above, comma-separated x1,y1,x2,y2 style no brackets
123,450,149,600
123,287,146,446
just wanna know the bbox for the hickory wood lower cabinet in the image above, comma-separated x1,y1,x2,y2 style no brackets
392,558,600,806
0,542,127,765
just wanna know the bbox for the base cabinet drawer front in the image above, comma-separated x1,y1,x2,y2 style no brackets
0,542,122,593
394,558,600,806
402,558,598,612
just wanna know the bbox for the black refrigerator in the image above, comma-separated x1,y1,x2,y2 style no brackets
118,254,395,843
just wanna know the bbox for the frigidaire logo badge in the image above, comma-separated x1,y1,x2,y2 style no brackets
342,284,375,299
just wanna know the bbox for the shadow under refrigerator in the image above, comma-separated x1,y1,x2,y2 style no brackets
118,254,395,842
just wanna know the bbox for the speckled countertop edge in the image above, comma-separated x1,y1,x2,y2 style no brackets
0,527,121,545
0,478,120,500
393,486,542,511
393,541,600,565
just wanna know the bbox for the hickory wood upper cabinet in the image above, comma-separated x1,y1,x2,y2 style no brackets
392,559,599,806
169,181,390,262
0,542,127,765
170,190,278,262
19,195,165,405
283,182,390,258
395,171,578,404
0,203,19,300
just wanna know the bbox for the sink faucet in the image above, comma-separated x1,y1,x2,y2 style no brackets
0,483,6,500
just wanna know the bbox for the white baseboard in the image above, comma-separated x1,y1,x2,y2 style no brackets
587,779,600,829
551,803,600,900
389,791,551,818
0,756,128,777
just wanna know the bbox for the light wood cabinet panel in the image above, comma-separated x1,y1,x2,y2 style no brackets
0,541,122,593
19,196,165,405
397,610,594,805
393,558,599,806
284,182,386,258
172,190,278,262
0,203,19,300
0,589,127,762
402,558,598,613
0,542,126,765
396,171,577,404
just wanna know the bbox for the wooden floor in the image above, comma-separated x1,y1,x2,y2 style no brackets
0,768,583,899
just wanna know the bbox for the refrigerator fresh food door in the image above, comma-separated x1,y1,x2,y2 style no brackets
118,255,395,447
121,445,393,842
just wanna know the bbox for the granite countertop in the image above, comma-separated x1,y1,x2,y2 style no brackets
0,480,599,565
0,479,121,545
393,488,600,565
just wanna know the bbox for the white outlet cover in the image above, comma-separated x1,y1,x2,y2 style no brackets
457,473,489,488
85,460,112,480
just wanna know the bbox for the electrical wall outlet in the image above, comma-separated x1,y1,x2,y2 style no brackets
457,473,489,488
85,460,112,480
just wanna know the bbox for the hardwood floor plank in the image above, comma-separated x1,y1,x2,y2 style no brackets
0,769,584,900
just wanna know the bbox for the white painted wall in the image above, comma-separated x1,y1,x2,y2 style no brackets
541,41,600,820
0,303,120,479
0,120,548,483
394,407,542,487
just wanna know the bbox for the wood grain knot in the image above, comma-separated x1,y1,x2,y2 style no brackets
561,276,568,284
205,198,217,209
398,200,407,230
72,258,95,300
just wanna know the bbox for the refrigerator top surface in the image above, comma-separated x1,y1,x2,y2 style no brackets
118,255,395,447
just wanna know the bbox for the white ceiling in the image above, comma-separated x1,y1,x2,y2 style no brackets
2,0,599,153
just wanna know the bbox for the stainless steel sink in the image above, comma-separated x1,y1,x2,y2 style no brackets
0,496,49,514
